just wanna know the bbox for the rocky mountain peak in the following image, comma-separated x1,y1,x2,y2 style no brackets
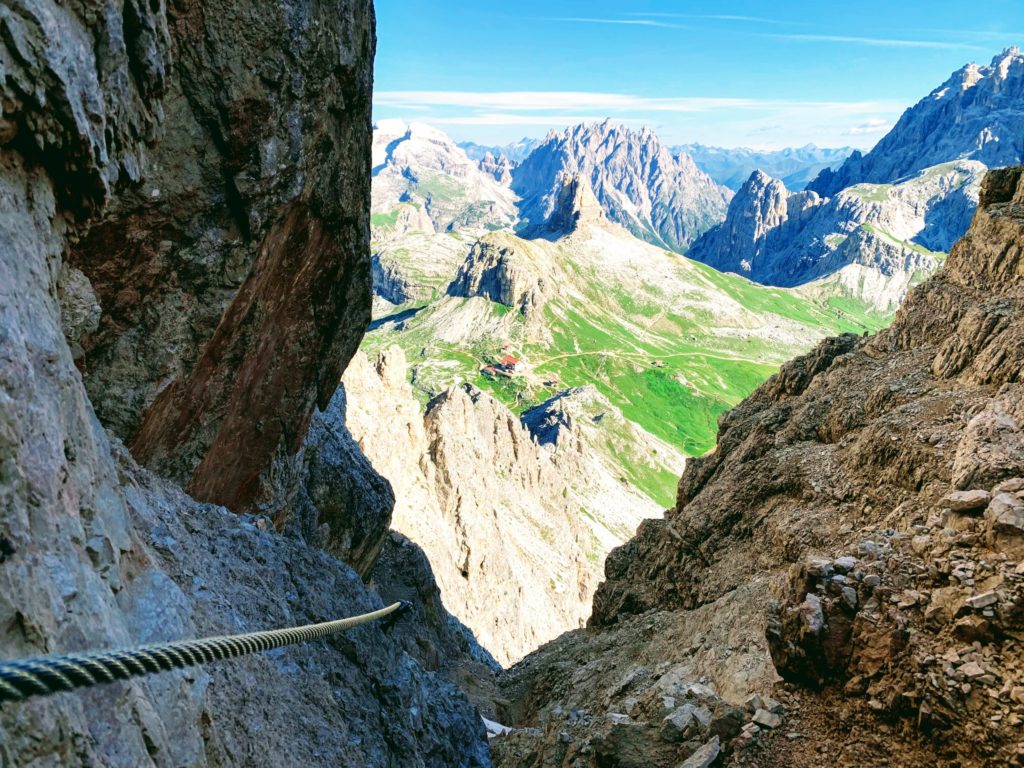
739,169,788,202
686,170,802,276
809,48,1024,197
512,119,731,252
478,151,513,183
545,172,605,235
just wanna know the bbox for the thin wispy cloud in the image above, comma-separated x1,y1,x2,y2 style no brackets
627,12,790,25
544,17,689,30
917,28,1024,41
374,90,908,115
843,118,893,136
764,33,985,51
539,16,987,51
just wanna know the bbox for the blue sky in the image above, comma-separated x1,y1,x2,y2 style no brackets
373,1,1024,149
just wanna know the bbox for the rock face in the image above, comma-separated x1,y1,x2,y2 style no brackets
490,168,1024,766
447,237,549,317
512,120,731,253
0,1,492,765
681,143,854,191
478,151,514,184
59,0,377,512
286,389,397,578
372,119,517,232
342,348,601,666
689,161,985,309
810,48,1024,197
543,172,606,237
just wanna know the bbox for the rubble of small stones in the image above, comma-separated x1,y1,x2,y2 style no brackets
491,661,789,768
769,477,1024,764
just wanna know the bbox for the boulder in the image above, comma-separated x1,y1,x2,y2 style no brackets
941,489,992,513
987,492,1024,557
678,736,720,768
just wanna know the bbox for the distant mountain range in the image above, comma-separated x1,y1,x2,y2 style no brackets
375,46,1024,312
459,138,543,164
511,120,731,252
689,47,1024,309
679,143,855,191
372,119,517,233
688,161,983,310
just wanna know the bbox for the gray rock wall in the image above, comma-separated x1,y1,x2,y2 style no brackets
0,1,491,765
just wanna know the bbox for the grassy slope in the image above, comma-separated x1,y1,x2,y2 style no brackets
364,229,889,507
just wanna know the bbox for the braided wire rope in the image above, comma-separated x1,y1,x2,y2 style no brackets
0,601,408,704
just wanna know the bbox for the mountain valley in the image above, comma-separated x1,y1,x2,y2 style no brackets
359,128,888,663
4,5,1024,765
358,49,1024,662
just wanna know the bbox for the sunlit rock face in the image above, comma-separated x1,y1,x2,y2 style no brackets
512,120,732,253
809,48,1024,197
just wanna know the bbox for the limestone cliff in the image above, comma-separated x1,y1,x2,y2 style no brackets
0,1,491,764
491,169,1024,767
341,348,601,665
447,239,549,318
61,0,376,511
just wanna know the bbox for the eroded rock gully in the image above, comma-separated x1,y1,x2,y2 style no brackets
490,167,1024,767
0,1,491,765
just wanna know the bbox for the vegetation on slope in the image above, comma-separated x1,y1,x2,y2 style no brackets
364,226,889,507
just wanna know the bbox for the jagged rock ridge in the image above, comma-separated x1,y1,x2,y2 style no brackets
512,120,732,252
810,48,1024,196
689,161,985,309
491,166,1024,767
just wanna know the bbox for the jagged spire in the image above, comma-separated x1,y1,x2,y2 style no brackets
545,172,604,236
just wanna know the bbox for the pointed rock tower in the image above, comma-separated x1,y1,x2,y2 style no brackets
545,172,605,236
